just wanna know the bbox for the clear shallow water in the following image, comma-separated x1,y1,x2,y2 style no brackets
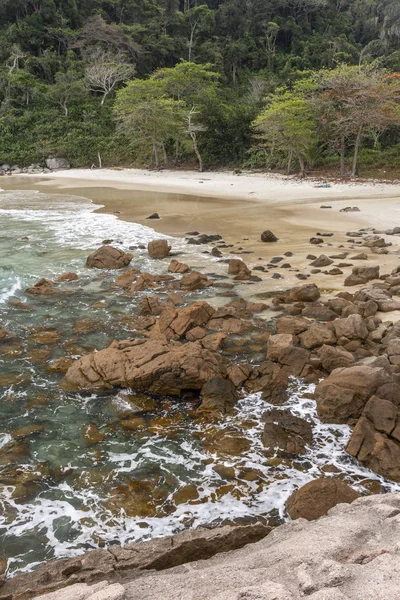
1,189,400,578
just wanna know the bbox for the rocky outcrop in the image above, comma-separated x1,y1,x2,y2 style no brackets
62,339,227,395
346,395,400,481
86,246,133,269
148,239,171,259
38,493,400,600
286,479,360,521
3,524,269,600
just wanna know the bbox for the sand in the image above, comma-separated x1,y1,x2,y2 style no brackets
2,168,400,299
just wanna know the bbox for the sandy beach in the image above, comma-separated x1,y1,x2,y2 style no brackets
2,168,400,296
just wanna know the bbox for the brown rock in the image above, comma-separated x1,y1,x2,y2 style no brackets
261,230,278,242
180,271,212,291
148,239,171,259
286,478,359,520
298,324,336,349
310,255,333,268
168,259,190,274
114,268,141,288
155,301,215,339
25,278,56,296
139,295,161,316
56,272,79,282
62,339,226,395
289,284,320,303
346,396,400,481
267,334,310,376
275,316,309,336
228,259,251,281
334,314,368,340
86,246,133,269
82,423,105,446
344,265,380,286
315,365,392,423
198,378,238,414
227,363,253,388
262,409,313,456
317,345,355,372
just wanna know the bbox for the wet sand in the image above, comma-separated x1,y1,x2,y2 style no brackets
2,168,400,296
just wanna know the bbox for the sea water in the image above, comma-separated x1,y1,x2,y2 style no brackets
0,188,399,577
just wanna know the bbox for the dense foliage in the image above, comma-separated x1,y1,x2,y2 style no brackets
0,0,400,174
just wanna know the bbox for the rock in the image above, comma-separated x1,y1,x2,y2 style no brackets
350,252,368,260
45,157,71,170
114,268,140,288
363,235,391,248
310,255,334,268
168,259,190,274
0,325,15,344
261,230,278,242
82,423,105,446
267,334,310,376
286,478,359,521
315,365,392,423
198,378,239,414
317,345,355,372
340,206,360,212
62,339,226,395
334,314,368,340
148,239,171,259
346,395,400,481
154,301,215,339
56,272,79,282
25,278,56,296
289,284,320,303
86,246,133,269
310,237,324,244
228,259,251,280
180,271,212,291
262,409,313,456
146,213,160,219
211,247,222,257
276,316,309,336
344,266,380,286
298,324,336,349
302,304,337,322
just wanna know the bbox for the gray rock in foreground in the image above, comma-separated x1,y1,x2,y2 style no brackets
121,493,400,600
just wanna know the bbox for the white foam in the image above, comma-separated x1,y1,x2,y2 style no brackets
0,276,21,304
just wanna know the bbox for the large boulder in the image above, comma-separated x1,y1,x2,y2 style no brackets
286,478,359,521
346,396,400,481
86,246,133,269
289,284,320,303
168,259,189,274
45,157,70,170
262,409,313,456
315,365,392,423
198,378,239,414
62,339,227,395
148,239,171,259
151,302,215,339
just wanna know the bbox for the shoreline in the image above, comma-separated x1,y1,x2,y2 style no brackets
2,168,400,296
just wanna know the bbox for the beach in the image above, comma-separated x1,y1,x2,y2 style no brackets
3,168,400,295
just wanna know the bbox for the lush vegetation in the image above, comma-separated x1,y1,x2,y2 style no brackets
0,0,400,176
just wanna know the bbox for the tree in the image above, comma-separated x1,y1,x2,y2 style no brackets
114,79,184,167
254,89,317,177
84,48,135,105
51,71,86,116
313,65,400,176
183,5,215,62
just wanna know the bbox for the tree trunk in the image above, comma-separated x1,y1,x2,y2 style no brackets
152,142,159,168
175,138,180,163
297,153,305,178
351,127,362,178
190,131,203,172
162,143,168,165
340,135,346,177
286,150,293,175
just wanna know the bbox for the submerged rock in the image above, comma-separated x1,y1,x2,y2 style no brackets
262,409,313,457
25,278,56,296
